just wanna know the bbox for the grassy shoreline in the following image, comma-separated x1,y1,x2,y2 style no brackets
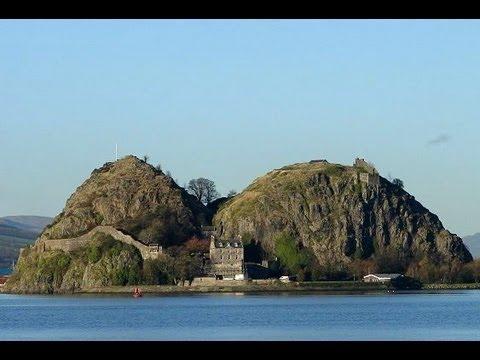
1,280,387,295
3,280,480,295
78,281,389,295
422,283,480,290
79,282,480,294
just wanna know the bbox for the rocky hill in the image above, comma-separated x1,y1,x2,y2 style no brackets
5,156,210,293
5,156,473,293
40,155,208,247
213,160,472,269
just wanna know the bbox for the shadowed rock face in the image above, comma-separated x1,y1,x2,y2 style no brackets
40,155,208,247
213,161,472,266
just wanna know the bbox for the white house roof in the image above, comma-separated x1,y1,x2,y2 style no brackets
363,273,403,279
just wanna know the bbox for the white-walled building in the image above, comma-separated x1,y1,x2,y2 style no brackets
363,273,403,283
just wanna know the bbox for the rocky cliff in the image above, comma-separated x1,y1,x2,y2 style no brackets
213,161,472,267
40,155,208,246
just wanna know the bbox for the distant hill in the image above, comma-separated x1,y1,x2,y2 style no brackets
0,216,53,233
463,233,480,259
0,216,52,269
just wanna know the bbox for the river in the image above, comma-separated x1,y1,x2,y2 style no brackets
1,290,480,340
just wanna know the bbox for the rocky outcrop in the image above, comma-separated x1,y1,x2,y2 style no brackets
213,161,472,266
5,155,210,293
40,155,208,247
5,233,144,294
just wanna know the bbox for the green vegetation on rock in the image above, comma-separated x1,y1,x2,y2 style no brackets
6,233,143,294
6,231,209,294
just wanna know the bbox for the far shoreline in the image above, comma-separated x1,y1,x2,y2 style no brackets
3,280,480,296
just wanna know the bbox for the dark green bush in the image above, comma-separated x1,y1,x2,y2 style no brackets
390,275,422,290
142,258,172,285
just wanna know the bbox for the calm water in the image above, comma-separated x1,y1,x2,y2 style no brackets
1,291,480,340
0,268,12,276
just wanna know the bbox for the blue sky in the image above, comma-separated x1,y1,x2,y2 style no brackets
0,20,479,236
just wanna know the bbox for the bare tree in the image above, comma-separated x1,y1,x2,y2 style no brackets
187,178,219,205
155,163,162,171
227,190,237,197
143,155,150,163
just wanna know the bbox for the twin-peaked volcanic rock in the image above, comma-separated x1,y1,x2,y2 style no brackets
6,156,473,294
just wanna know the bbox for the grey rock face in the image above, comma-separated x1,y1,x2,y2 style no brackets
40,155,208,246
214,162,472,266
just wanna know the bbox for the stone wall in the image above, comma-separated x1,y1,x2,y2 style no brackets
354,158,377,174
359,172,379,187
201,226,217,239
190,277,249,286
190,276,218,286
353,158,380,190
36,226,162,260
250,279,279,285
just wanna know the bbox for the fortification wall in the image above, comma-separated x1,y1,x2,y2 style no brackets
250,279,279,285
190,277,249,286
40,237,90,252
36,226,162,260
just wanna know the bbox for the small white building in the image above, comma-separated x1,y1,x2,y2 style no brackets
363,273,403,283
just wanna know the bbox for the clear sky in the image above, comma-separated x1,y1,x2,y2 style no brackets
1,20,479,237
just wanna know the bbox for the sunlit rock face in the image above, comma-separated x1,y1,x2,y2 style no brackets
214,160,472,267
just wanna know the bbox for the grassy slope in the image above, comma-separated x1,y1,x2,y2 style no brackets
215,162,352,224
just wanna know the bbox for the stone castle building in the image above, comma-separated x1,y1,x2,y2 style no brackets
208,235,245,279
201,225,217,239
353,157,379,189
